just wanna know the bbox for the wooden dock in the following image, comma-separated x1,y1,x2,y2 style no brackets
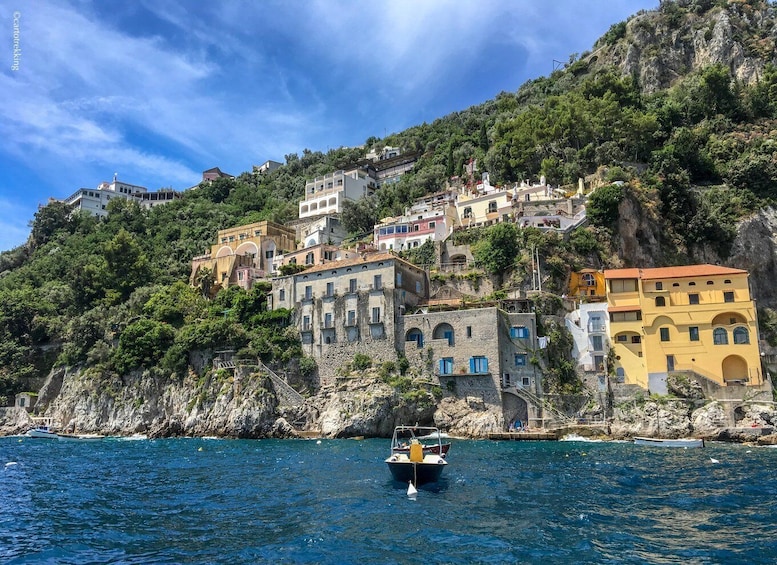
488,430,560,441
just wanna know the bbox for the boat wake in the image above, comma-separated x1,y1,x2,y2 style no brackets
559,433,603,442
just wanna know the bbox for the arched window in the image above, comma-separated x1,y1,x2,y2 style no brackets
655,296,666,307
713,328,728,345
433,323,455,346
406,329,424,348
582,273,595,287
733,327,750,344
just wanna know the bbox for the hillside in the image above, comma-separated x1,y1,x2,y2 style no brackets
1,0,777,422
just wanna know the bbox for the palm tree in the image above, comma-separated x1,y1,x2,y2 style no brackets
194,266,213,299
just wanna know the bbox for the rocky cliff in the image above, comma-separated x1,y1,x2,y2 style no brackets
591,0,776,93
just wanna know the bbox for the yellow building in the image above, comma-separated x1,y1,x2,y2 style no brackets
190,221,296,295
568,269,606,300
605,264,764,392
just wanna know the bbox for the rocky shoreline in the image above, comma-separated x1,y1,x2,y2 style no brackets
3,365,777,445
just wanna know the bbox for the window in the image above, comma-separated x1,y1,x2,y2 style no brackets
466,326,472,338
610,279,638,292
470,356,489,374
724,291,734,303
488,201,497,213
510,326,529,339
588,316,604,332
324,313,333,328
372,307,381,323
415,281,422,293
713,328,728,345
733,327,750,344
689,326,700,341
279,289,285,301
689,293,699,305
374,275,382,290
439,357,453,375
302,315,311,331
265,250,274,259
347,310,356,326
463,207,472,218
304,286,312,300
406,329,423,347
305,252,314,265
689,282,696,286
631,335,641,344
349,278,357,293
396,273,402,286
582,273,595,287
591,335,603,351
515,354,527,366
237,271,244,281
429,221,436,229
616,335,628,342
660,327,670,342
326,282,334,297
522,377,530,386
655,296,666,307
667,355,675,372
655,282,663,290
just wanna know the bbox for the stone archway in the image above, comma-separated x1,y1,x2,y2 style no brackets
502,391,528,430
722,354,748,383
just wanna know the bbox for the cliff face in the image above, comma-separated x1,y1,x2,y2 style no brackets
592,0,776,93
30,365,287,438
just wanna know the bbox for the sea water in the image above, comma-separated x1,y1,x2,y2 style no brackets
1,436,776,564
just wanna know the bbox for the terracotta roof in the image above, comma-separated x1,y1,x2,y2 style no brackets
295,251,415,276
605,264,746,280
604,268,640,280
608,305,642,313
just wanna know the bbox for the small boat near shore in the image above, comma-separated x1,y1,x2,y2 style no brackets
391,426,451,457
25,418,60,439
634,436,704,448
386,425,448,486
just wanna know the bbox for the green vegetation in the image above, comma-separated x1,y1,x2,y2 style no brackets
1,0,776,404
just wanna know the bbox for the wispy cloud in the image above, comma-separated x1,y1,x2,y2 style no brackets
0,0,657,252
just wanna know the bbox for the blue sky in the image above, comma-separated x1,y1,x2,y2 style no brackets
0,0,657,252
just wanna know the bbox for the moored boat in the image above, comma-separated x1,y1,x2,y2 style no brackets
634,436,704,448
386,425,448,486
25,418,60,439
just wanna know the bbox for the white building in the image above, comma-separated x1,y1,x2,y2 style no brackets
565,301,610,374
298,168,376,219
374,195,458,251
62,176,148,218
61,175,180,217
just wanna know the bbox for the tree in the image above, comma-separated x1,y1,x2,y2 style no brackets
341,197,378,235
472,223,520,276
103,229,152,303
29,201,71,249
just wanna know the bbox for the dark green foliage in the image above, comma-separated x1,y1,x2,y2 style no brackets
472,223,520,276
112,318,176,374
401,240,436,268
586,183,624,228
352,353,373,371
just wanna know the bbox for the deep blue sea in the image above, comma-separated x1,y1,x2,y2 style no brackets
2,436,776,565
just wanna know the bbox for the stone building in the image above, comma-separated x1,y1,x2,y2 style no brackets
270,252,428,380
402,297,542,428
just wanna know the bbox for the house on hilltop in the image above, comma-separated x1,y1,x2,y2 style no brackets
190,220,296,295
298,167,377,220
59,175,180,218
